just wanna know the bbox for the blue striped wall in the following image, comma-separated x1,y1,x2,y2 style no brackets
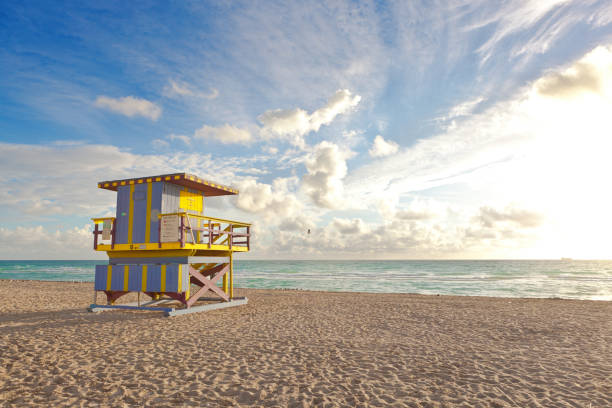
115,185,130,244
94,264,190,293
149,182,162,243
132,183,148,243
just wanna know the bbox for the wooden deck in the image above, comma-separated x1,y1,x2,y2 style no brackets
93,212,250,254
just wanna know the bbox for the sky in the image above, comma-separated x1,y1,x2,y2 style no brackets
1,0,612,260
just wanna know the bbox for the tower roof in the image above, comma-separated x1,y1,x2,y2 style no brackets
97,172,238,196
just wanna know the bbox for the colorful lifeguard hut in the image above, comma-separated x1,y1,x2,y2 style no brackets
89,172,251,316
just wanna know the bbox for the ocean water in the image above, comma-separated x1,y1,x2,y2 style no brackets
0,259,610,301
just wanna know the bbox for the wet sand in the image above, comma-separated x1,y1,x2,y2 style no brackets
0,280,610,407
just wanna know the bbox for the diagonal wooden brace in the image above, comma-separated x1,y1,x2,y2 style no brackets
193,263,226,278
187,264,229,307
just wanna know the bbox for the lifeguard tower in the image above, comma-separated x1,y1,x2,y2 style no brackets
89,172,251,316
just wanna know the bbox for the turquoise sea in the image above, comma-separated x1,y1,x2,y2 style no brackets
0,260,611,301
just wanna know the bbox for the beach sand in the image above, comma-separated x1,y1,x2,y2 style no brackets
0,280,610,407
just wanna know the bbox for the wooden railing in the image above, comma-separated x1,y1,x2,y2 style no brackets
158,212,251,250
92,217,116,250
92,213,250,251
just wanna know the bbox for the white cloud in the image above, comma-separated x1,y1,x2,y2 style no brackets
339,44,612,259
396,208,434,221
254,200,547,259
234,178,302,222
278,215,315,232
302,141,353,208
94,95,162,120
258,89,361,147
534,46,612,98
330,217,369,235
0,142,151,216
369,135,399,158
475,206,543,228
347,45,612,206
194,124,252,144
0,225,99,260
174,89,361,148
263,146,279,155
0,142,274,220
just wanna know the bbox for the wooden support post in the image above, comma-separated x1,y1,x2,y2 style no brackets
208,220,212,248
229,225,233,249
111,219,116,249
222,262,228,294
180,215,185,247
196,219,200,244
229,251,234,300
246,226,250,250
93,222,99,250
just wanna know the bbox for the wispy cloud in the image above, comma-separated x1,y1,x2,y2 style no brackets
338,44,612,257
163,79,194,97
468,0,572,64
163,79,219,100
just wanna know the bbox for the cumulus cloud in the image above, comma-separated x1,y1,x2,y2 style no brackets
330,218,369,235
94,95,162,120
0,142,152,216
234,178,302,221
0,225,98,259
279,215,315,232
258,89,361,147
396,208,434,221
476,206,543,228
535,46,612,98
302,141,353,209
194,124,252,144
0,142,274,220
254,200,547,259
263,146,279,155
369,135,399,157
258,212,459,258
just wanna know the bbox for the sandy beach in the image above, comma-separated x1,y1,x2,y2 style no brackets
0,280,610,407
